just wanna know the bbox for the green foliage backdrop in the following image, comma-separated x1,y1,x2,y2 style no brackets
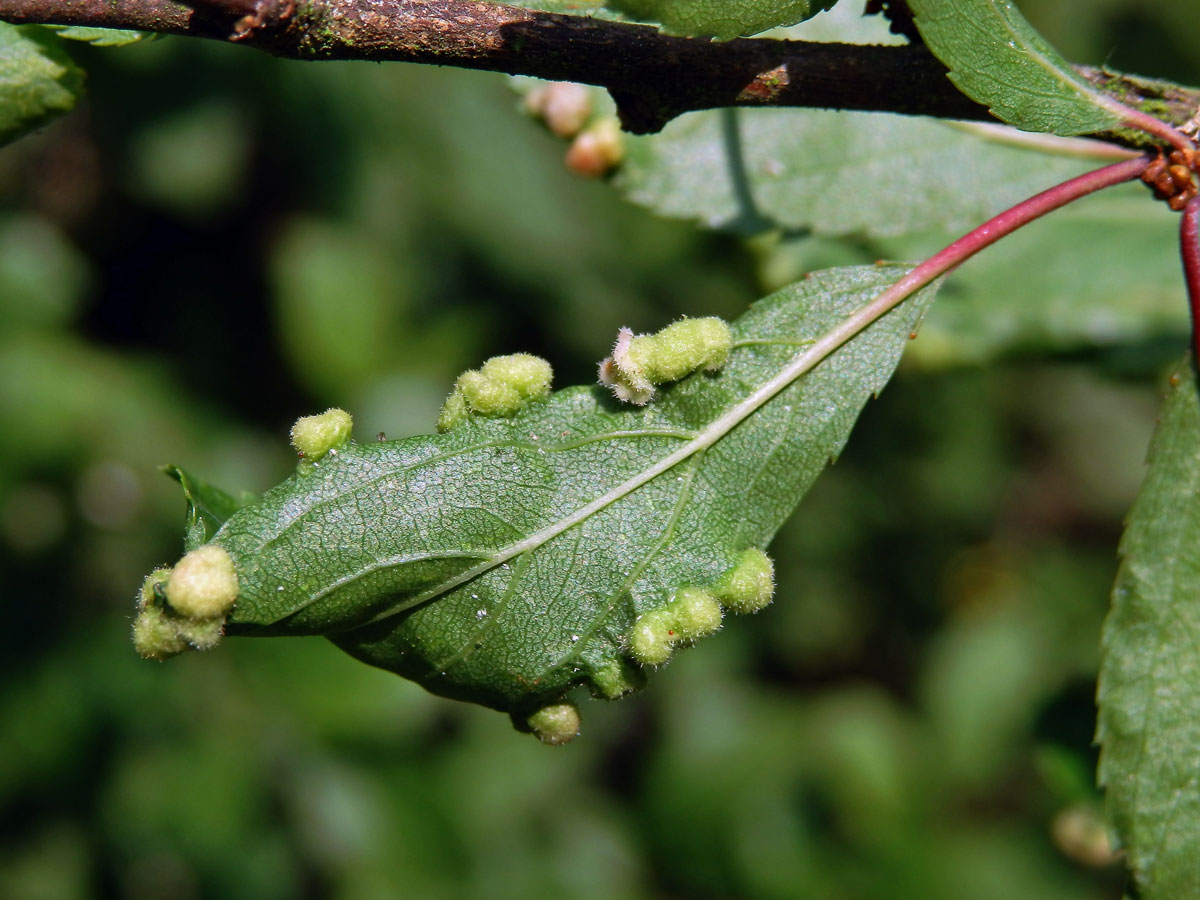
1,0,1198,897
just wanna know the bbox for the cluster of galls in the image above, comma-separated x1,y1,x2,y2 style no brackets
133,546,239,661
627,548,776,667
1142,148,1198,211
522,548,776,747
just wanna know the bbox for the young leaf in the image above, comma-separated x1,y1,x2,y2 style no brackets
616,109,1099,238
172,266,938,719
48,26,151,48
1097,359,1200,897
906,0,1124,136
0,24,85,148
606,0,838,40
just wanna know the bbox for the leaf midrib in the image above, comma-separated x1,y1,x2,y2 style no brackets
362,272,909,626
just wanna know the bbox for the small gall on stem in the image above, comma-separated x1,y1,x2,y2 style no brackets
565,118,626,179
1141,149,1198,212
524,82,593,139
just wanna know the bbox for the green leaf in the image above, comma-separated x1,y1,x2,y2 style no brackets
606,0,838,39
0,24,84,148
48,26,151,47
616,109,1097,238
1097,358,1200,898
906,0,1124,135
197,266,937,717
162,465,254,552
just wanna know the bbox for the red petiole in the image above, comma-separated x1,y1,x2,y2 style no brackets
1182,196,1200,361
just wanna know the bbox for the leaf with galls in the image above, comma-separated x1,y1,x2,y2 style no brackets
139,266,940,736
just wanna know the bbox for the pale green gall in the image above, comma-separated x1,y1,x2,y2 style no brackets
436,389,468,433
132,604,188,661
165,545,239,620
526,701,582,746
668,586,723,640
715,548,775,613
587,658,646,699
290,408,353,461
458,369,522,416
480,353,553,401
628,607,677,666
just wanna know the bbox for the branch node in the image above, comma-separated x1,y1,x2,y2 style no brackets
230,0,294,41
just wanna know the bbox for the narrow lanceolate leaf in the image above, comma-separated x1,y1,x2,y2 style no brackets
190,266,937,719
0,24,84,148
907,0,1124,136
606,0,838,40
1097,358,1200,898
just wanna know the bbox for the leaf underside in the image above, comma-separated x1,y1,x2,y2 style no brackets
199,266,937,716
1097,358,1200,898
907,0,1123,136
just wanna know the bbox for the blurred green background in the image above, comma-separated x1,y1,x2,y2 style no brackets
2,1,1198,897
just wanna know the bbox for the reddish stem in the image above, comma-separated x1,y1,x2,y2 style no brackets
757,157,1153,397
871,156,1151,314
1118,106,1197,161
1182,196,1200,360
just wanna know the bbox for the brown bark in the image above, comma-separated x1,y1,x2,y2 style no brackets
1,0,990,133
2,0,1196,137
